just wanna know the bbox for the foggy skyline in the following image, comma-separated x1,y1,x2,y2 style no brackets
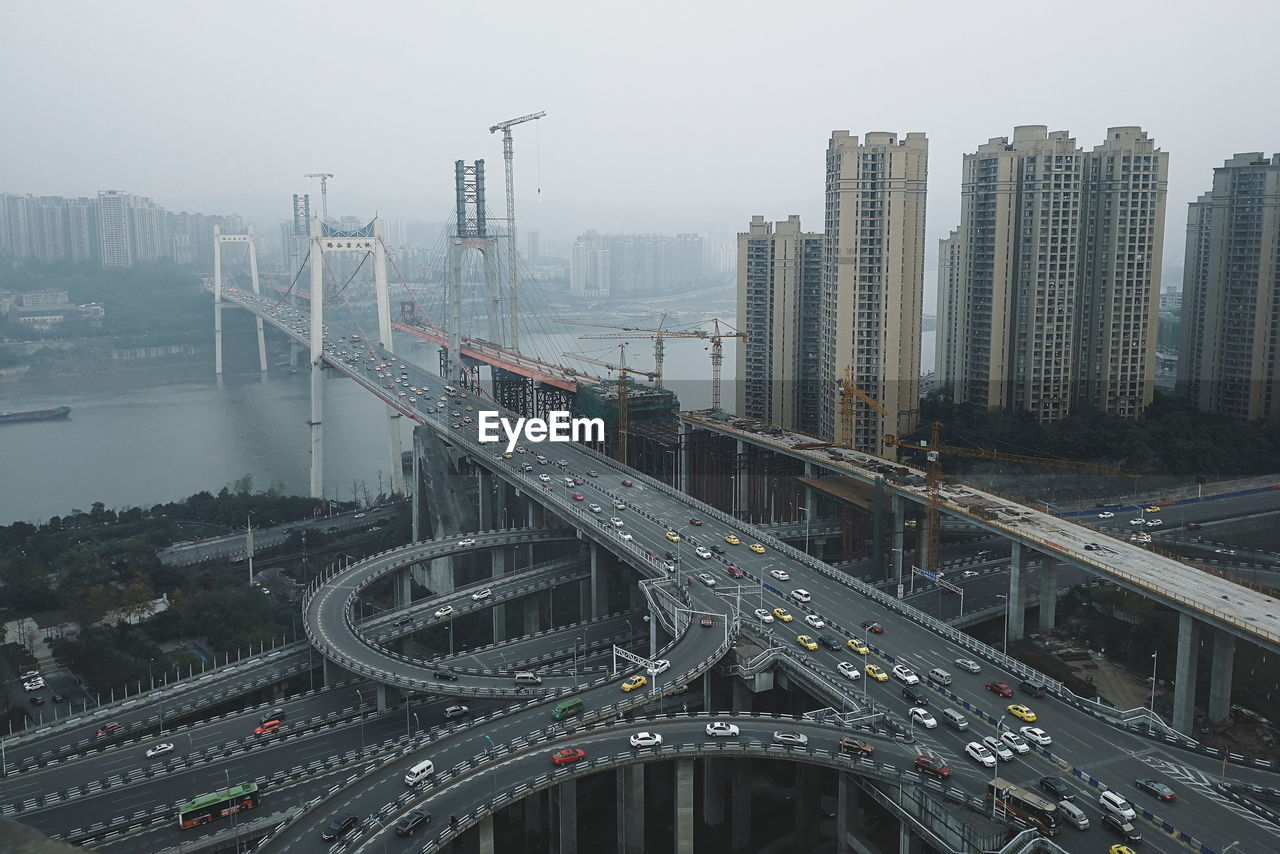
5,0,1279,286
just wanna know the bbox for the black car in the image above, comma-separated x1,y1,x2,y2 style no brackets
818,635,841,651
1039,776,1073,802
1101,812,1142,844
433,668,459,681
710,544,726,555
321,813,358,841
665,551,680,562
1134,778,1176,801
29,695,44,705
393,615,413,626
901,686,929,706
882,717,908,737
394,809,431,836
51,693,65,703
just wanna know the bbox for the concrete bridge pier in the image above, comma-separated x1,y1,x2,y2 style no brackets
1209,629,1236,723
393,567,412,609
898,821,923,854
731,679,753,714
835,771,866,854
477,469,493,530
1038,555,1059,631
617,764,645,854
375,683,400,712
891,494,905,587
578,577,591,622
730,761,751,853
479,815,494,854
524,597,540,634
702,757,727,828
322,657,353,687
1008,542,1030,642
588,543,608,619
1173,611,1202,734
795,764,821,851
675,758,694,854
734,440,749,518
551,777,578,854
677,419,690,494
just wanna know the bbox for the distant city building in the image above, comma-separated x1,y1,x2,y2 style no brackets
5,288,89,329
97,190,134,267
735,215,824,435
1159,289,1182,311
1177,152,1280,422
821,130,928,453
568,230,705,296
570,234,610,296
937,125,1167,422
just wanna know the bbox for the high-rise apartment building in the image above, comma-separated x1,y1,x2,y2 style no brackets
1178,152,1280,422
939,126,1167,421
97,190,133,268
570,233,610,296
736,215,824,434
821,131,928,453
65,197,98,263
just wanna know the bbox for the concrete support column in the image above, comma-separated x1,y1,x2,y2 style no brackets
730,761,750,854
375,683,399,712
478,815,494,854
796,764,820,851
898,821,922,854
734,440,748,518
589,544,607,620
703,758,726,827
493,603,507,643
891,494,905,588
1008,543,1029,642
477,469,492,531
1038,555,1059,631
617,764,645,854
524,598,540,634
553,777,577,854
1208,629,1236,724
836,771,860,854
1173,611,1202,735
307,221,325,499
411,443,421,543
393,567,411,609
491,546,507,577
675,758,694,854
578,577,591,622
322,657,349,687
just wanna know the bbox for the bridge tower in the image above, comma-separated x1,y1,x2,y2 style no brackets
212,225,267,375
446,160,504,383
306,217,405,498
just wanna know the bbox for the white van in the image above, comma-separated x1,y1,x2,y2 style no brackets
404,759,435,786
1056,799,1090,830
928,668,953,686
1098,790,1135,820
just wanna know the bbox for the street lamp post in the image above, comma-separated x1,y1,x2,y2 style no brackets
799,505,811,556
184,732,196,797
991,715,1007,819
148,658,155,692
1148,652,1158,733
354,688,365,752
483,734,496,803
225,768,241,854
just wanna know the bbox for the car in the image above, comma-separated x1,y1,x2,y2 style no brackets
1130,532,1152,544
804,614,826,629
961,569,979,578
665,531,681,542
847,638,869,655
254,719,283,734
556,459,568,466
145,743,174,758
471,588,492,601
621,480,633,487
629,731,663,748
647,659,671,675
986,681,1014,697
694,546,712,559
818,635,841,650
901,686,928,706
696,572,716,587
610,517,625,527
665,550,679,562
1101,813,1142,845
954,658,980,673
791,588,812,602
621,675,648,692
587,503,603,514
772,731,809,747
688,518,703,526
1097,511,1115,519
706,722,740,737
393,615,414,627
29,695,45,705
434,605,454,619
753,608,775,623
457,538,477,547
914,755,952,778
1020,726,1051,746
663,561,676,572
321,814,359,841
866,664,889,681
1084,542,1101,551
982,735,1014,761
572,492,584,501
354,512,367,519
909,708,937,728
573,478,584,485
749,544,766,553
1109,847,1137,854
725,565,745,579
538,473,552,482
614,501,626,510
861,621,884,633
837,736,874,756
965,742,997,767
551,747,586,766
394,810,431,837
769,569,790,581
891,664,919,685
1146,519,1163,527
710,544,726,555
837,662,862,680
724,534,740,545
502,452,513,459
443,704,470,719
1040,776,1073,801
1144,505,1160,513
795,635,818,651
999,730,1030,754
1134,779,1176,801
619,532,634,542
1129,517,1146,526
433,668,459,681
773,607,793,622
51,692,65,703
587,470,598,477
1007,704,1036,722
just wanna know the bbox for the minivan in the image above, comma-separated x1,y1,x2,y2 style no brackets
1099,790,1136,820
1056,799,1089,830
514,672,543,686
1020,679,1047,698
404,759,435,786
928,668,953,686
940,709,969,731
551,698,584,721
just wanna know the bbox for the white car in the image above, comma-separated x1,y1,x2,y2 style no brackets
434,605,454,619
891,664,919,685
587,503,602,513
909,708,937,729
457,538,477,547
145,743,174,758
790,589,811,603
694,546,712,559
705,722,740,737
1146,519,1163,528
769,570,790,581
614,501,626,510
538,474,551,482
954,658,981,674
1020,726,1052,746
804,614,826,629
610,517,625,527
629,731,663,748
619,532,634,542
999,730,1030,754
1097,511,1115,519
837,662,862,681
982,735,1014,761
754,608,775,623
471,588,492,601
965,742,997,767
647,659,671,675
1129,517,1146,526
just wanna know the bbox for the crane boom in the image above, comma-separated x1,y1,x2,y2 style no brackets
488,110,547,353
563,345,652,463
304,173,334,222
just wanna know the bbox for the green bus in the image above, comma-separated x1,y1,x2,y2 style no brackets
178,782,260,829
551,698,584,721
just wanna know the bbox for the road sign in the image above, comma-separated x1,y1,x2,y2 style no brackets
896,584,904,599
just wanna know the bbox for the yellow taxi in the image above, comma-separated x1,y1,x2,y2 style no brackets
465,405,474,411
748,543,766,554
772,607,793,622
724,534,740,546
847,638,870,655
796,635,818,651
438,396,447,401
665,531,681,543
621,675,648,693
1144,505,1160,513
865,664,889,682
1109,846,1137,854
1007,704,1036,722
502,452,513,459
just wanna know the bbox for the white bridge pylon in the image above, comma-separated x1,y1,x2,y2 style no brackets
213,226,266,375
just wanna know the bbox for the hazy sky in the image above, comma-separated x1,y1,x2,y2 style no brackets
5,0,1279,286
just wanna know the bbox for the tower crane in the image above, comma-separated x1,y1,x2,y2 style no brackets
561,344,658,464
489,110,547,354
884,424,1139,573
303,173,334,222
837,366,887,450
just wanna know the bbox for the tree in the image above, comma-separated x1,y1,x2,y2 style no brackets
119,576,157,624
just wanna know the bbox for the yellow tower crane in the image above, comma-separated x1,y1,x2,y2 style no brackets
837,366,887,450
561,344,659,464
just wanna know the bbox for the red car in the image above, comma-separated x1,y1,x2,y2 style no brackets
985,681,1014,698
571,493,584,501
725,565,745,579
96,722,123,737
621,480,633,487
551,747,586,766
254,719,283,735
861,621,885,634
914,755,952,778
688,518,703,526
